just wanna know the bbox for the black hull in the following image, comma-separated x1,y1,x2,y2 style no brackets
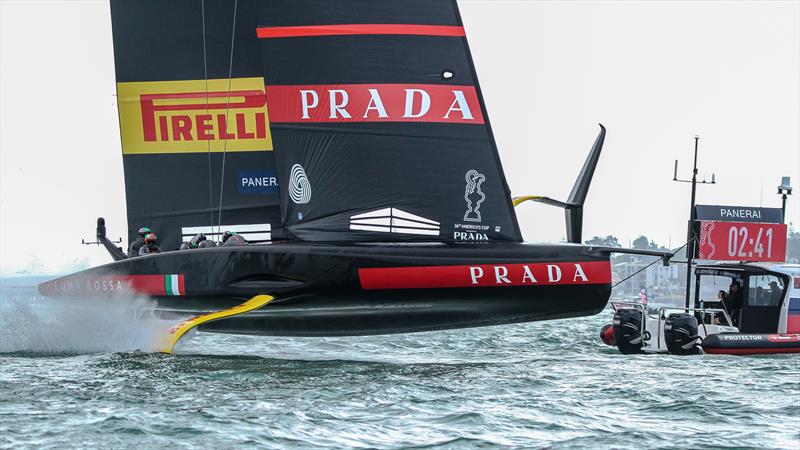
39,242,612,336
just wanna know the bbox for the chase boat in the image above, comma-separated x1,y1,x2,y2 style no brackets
38,0,666,352
602,262,800,355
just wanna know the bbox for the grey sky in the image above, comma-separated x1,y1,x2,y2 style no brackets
1,0,798,274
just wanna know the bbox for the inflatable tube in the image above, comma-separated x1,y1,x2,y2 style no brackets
701,333,800,355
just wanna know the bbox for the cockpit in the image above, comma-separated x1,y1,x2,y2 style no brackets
694,265,789,333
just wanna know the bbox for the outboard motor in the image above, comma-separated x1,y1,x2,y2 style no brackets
600,324,616,346
613,308,644,354
664,313,701,355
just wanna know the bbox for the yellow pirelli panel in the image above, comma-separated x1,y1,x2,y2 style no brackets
117,77,273,154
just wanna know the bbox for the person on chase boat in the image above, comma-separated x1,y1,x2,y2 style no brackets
713,290,730,325
127,226,151,258
138,233,161,255
726,281,744,326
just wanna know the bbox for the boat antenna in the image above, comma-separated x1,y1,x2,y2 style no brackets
673,135,717,309
216,0,239,241
201,0,215,236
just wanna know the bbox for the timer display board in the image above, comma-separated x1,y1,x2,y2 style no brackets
698,221,787,262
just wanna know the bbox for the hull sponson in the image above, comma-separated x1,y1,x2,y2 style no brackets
38,242,611,336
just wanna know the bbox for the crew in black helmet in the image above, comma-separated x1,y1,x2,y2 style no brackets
190,233,216,249
221,230,248,246
128,226,151,258
138,232,162,255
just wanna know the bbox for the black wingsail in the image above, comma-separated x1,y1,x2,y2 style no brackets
110,0,281,251
255,0,522,242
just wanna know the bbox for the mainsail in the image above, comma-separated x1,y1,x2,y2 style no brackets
110,0,522,246
255,0,523,242
110,0,281,251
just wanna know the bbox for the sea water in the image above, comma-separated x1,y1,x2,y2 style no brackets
1,277,798,449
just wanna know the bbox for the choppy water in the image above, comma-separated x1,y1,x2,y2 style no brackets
1,277,798,449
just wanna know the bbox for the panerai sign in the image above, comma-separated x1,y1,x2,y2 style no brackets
695,205,783,224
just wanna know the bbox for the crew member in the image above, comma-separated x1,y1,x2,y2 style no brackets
726,280,744,326
138,232,162,255
713,290,730,325
190,233,216,249
221,231,248,246
128,226,151,258
768,281,783,304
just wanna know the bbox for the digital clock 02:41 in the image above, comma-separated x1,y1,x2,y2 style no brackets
698,220,787,262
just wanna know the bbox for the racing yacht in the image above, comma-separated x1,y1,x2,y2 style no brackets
38,0,665,352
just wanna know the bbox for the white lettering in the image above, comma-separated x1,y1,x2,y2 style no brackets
453,231,489,241
443,90,474,120
363,89,388,118
547,265,562,283
522,265,538,283
300,90,319,119
494,266,511,284
403,89,431,118
721,208,761,219
329,90,351,119
469,267,484,285
573,264,588,282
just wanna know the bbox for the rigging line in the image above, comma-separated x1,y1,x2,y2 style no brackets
216,0,238,242
611,241,690,289
201,0,215,237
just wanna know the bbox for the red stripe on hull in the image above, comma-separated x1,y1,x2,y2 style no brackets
257,24,466,39
359,261,611,290
38,275,170,296
703,347,800,355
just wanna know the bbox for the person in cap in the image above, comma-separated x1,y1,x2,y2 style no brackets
128,226,151,258
138,232,162,255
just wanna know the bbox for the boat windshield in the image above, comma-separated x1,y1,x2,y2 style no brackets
747,274,785,307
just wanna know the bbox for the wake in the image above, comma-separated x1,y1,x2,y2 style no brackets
0,279,184,353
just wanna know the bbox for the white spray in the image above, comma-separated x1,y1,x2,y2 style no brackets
0,280,187,354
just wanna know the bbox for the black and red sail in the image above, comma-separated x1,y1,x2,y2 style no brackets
255,0,522,242
110,0,523,246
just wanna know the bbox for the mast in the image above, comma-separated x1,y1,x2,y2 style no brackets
673,136,715,309
685,136,699,310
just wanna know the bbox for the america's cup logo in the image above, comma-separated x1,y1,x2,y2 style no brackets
289,164,311,204
463,170,486,222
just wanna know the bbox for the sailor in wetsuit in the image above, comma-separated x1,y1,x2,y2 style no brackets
138,233,162,255
221,231,248,246
190,233,216,249
128,226,151,258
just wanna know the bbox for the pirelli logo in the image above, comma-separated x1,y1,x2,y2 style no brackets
117,77,273,154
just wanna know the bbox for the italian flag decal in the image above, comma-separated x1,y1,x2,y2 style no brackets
164,274,185,296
